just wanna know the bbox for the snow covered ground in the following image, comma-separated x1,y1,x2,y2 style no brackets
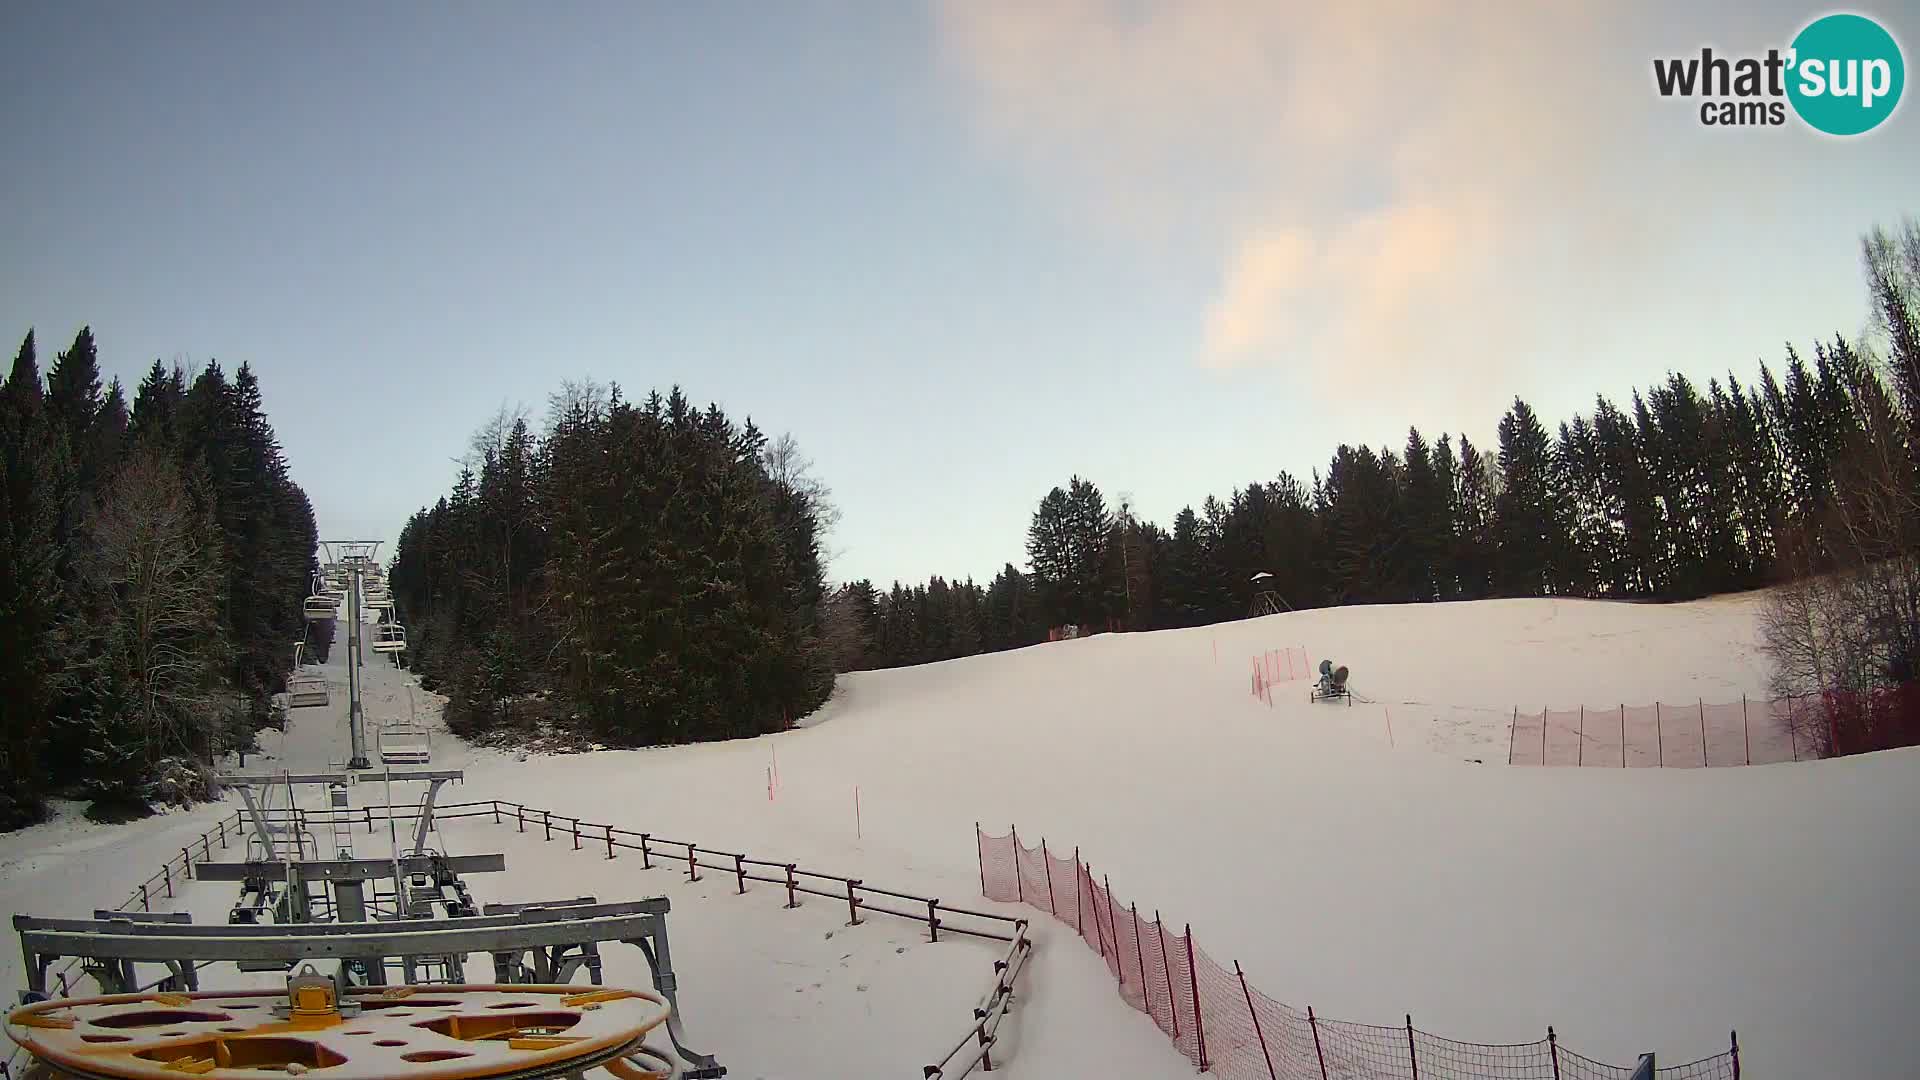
4,590,1918,1078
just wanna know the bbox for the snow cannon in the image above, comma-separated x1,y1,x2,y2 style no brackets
1310,661,1350,704
3,968,685,1080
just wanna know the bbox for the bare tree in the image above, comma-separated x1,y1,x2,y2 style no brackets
1759,339,1920,755
460,402,534,472
763,431,844,561
816,585,871,673
544,378,610,433
77,449,235,766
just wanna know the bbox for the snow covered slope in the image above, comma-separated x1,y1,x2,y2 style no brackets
5,591,1916,1078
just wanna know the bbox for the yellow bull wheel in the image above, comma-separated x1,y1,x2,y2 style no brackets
6,977,671,1080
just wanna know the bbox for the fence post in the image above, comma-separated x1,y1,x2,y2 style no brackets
1743,697,1751,765
1578,706,1583,766
1730,1030,1740,1080
516,805,525,832
1105,876,1123,987
1236,961,1277,1080
927,899,940,942
1308,1006,1329,1079
605,824,615,860
181,847,192,880
1656,702,1664,766
846,879,862,925
1130,903,1150,1013
976,823,986,898
1185,925,1208,1070
1156,912,1179,1039
785,865,799,908
1549,1026,1561,1080
1087,865,1107,957
640,834,652,869
734,854,746,895
1407,1014,1419,1079
1541,706,1547,762
1042,840,1056,916
1700,698,1708,766
541,809,551,842
1010,825,1024,904
572,818,581,850
1508,707,1517,765
688,845,700,883
1790,710,1798,761
492,801,500,825
163,863,172,898
218,819,226,849
1074,847,1084,933
140,883,149,912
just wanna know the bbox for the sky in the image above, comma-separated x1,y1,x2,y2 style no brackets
2,2,1914,588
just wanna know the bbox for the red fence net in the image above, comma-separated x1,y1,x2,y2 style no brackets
980,827,1739,1079
1252,646,1313,702
1510,694,1836,767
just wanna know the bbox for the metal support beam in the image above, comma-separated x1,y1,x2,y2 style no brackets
191,853,506,883
218,769,463,786
233,786,277,855
411,778,449,853
20,908,669,974
346,561,369,768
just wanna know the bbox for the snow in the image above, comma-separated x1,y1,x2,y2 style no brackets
5,590,1918,1078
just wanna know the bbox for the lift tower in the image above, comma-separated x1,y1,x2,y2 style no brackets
321,540,383,769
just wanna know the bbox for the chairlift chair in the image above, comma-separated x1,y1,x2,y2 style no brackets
302,594,337,621
371,621,408,653
286,674,329,709
377,723,431,766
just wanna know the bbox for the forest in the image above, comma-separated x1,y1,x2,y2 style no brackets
5,220,1913,827
830,221,1920,711
0,329,320,827
388,385,836,748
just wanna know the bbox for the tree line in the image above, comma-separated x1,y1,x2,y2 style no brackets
389,383,835,747
826,220,1920,708
1,328,320,827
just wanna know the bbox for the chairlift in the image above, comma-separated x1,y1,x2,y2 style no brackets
287,674,330,709
378,723,431,765
371,621,408,653
302,594,337,621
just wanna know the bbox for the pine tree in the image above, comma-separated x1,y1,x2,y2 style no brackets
4,331,42,413
1024,477,1111,629
0,335,64,826
45,327,101,447
1452,436,1496,600
1429,435,1461,599
1493,398,1566,596
1401,428,1446,601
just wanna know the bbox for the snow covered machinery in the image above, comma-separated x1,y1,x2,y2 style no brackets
5,966,692,1080
1310,659,1350,704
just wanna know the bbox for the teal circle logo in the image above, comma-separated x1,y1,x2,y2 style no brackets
1787,13,1904,135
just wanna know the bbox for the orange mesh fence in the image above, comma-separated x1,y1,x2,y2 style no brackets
1505,692,1890,766
1251,647,1313,704
979,826,1740,1079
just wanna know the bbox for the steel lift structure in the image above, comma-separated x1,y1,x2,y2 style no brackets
8,765,726,1078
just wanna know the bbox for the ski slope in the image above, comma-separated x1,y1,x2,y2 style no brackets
3,591,1917,1078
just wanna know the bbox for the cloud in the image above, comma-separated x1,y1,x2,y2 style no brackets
933,1,1655,413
